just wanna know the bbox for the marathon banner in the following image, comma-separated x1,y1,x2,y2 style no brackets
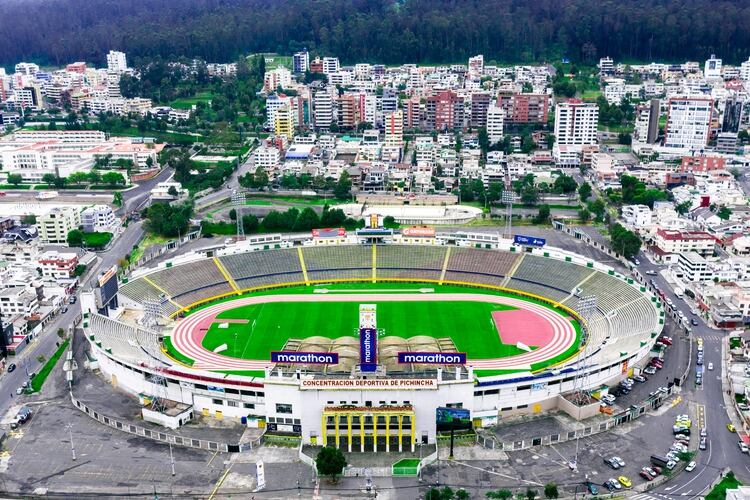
359,327,378,372
398,352,467,365
271,351,339,364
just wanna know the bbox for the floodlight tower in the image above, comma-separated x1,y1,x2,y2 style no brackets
231,190,246,239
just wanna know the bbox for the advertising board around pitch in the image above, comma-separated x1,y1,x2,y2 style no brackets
359,327,378,372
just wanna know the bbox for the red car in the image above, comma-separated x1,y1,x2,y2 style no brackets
650,358,663,367
660,337,673,346
640,470,654,481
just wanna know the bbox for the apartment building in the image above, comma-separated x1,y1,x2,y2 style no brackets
274,105,295,139
106,51,128,74
38,250,79,279
293,51,309,74
38,207,81,245
664,97,713,152
485,102,505,145
313,90,334,131
470,92,491,128
425,90,464,132
653,229,716,259
81,205,117,233
384,110,404,149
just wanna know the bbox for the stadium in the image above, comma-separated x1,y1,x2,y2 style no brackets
81,232,663,452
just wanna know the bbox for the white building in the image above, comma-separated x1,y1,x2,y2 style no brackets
664,97,713,152
678,251,712,282
37,207,81,245
554,100,598,149
322,57,340,75
38,250,79,279
704,54,722,80
81,205,117,233
0,287,39,318
106,51,128,74
150,181,188,202
254,146,281,172
293,51,310,74
313,90,334,131
622,205,652,227
384,110,404,149
486,102,505,145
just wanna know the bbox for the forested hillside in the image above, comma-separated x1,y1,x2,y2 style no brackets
0,0,748,67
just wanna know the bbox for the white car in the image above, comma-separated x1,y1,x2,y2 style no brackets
685,461,696,472
708,362,714,371
613,456,626,467
739,441,748,453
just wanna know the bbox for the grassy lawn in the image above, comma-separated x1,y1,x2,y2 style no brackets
202,300,523,361
30,339,69,392
82,231,112,248
167,282,582,377
580,89,602,100
170,91,215,110
259,54,292,70
705,471,741,500
111,127,200,143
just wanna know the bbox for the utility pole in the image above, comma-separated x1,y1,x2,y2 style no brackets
169,441,175,476
66,422,76,461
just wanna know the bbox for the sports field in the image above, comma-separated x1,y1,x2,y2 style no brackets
201,300,527,361
165,282,582,377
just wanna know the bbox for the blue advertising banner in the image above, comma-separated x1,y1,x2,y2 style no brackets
271,351,339,364
359,327,378,372
397,352,467,365
513,234,547,247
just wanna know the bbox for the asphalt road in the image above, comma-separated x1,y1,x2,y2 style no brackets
630,249,750,498
119,166,174,215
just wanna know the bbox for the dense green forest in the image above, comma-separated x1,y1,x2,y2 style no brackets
0,0,748,68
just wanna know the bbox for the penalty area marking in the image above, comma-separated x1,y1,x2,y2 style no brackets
313,288,434,294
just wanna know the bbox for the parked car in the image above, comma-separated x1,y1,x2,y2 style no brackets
738,441,748,453
727,423,736,432
685,461,697,472
634,375,647,383
699,437,708,450
604,457,620,469
640,470,654,481
644,366,657,375
606,478,622,491
586,482,599,495
618,476,632,488
613,457,626,467
700,427,707,437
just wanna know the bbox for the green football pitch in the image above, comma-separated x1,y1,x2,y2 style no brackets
201,300,528,361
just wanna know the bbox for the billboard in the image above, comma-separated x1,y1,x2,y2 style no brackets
271,351,339,364
398,352,467,365
359,327,378,372
513,234,546,247
435,407,472,432
95,265,119,308
402,226,436,238
311,228,346,238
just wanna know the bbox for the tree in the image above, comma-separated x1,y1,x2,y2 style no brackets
578,182,592,202
144,201,193,238
68,172,90,185
383,215,398,228
587,199,606,222
321,208,347,227
7,173,23,186
242,214,259,233
315,446,346,483
525,489,537,500
57,328,65,339
610,223,641,259
520,185,538,206
41,173,56,186
21,214,36,225
67,229,84,247
675,200,692,215
113,192,123,207
543,483,558,499
102,171,126,186
534,204,551,224
36,355,46,364
293,207,320,231
456,490,470,500
167,186,179,197
578,208,591,222
487,490,513,500
717,206,732,220
552,174,577,194
333,171,352,200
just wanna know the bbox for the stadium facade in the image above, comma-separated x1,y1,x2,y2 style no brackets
81,233,663,449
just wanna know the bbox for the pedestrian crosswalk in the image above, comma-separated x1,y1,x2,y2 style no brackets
630,493,671,500
698,335,724,341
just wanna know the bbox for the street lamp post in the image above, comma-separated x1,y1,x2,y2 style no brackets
66,422,76,461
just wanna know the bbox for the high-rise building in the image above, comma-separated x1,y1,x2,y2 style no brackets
508,94,549,123
425,90,464,132
634,99,660,144
106,51,128,74
722,96,744,133
553,99,599,148
741,57,750,82
470,92,491,128
264,67,292,93
485,102,505,145
384,110,404,149
274,105,295,139
313,89,334,131
336,94,358,129
704,54,722,80
404,98,420,130
598,57,614,76
293,50,309,74
468,55,484,76
664,97,713,152
14,62,39,76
